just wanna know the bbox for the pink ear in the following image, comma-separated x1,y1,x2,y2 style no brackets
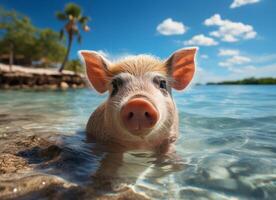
167,48,197,90
79,51,110,93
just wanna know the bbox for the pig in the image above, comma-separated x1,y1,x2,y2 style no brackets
79,47,197,154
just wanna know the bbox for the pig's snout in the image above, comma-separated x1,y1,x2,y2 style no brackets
120,98,159,133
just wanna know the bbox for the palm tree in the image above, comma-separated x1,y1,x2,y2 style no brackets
56,3,90,73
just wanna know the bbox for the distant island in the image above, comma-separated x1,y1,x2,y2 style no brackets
207,77,276,85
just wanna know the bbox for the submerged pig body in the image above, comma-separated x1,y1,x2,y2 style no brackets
79,48,197,153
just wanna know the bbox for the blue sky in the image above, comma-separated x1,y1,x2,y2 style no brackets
2,0,276,82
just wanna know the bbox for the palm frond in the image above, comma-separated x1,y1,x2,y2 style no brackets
65,3,81,18
79,16,90,24
56,12,67,20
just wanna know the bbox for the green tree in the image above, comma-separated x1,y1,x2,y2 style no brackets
56,3,90,73
34,29,66,67
0,7,36,70
64,59,83,73
0,7,67,70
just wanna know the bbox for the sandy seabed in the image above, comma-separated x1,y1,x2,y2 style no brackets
0,113,150,200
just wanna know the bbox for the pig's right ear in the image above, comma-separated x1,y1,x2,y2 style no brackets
165,47,198,91
78,51,110,93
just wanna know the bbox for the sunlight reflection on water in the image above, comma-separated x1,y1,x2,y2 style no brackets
0,85,276,199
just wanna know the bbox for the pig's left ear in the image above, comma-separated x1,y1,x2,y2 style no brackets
165,47,198,90
78,50,111,93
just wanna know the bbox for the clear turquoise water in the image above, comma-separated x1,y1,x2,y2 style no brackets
1,85,276,199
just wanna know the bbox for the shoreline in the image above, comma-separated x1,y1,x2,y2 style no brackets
206,77,276,85
0,64,87,90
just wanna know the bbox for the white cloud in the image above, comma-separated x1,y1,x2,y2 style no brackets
253,54,276,63
195,67,222,83
229,64,276,79
230,0,261,9
184,34,218,46
218,49,240,56
201,54,209,59
156,18,187,36
204,14,257,42
227,65,256,73
218,62,231,67
196,64,276,84
218,49,251,69
219,55,251,67
218,50,276,73
235,64,276,77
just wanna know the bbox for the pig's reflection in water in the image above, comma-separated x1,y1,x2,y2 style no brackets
89,140,184,193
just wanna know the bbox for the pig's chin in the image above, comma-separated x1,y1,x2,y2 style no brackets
119,117,164,139
126,128,154,138
116,113,162,139
117,117,157,138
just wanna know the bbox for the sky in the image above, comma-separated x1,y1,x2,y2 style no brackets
1,0,276,83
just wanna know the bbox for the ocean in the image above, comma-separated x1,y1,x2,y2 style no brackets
0,85,276,199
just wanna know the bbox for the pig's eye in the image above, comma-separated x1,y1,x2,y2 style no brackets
111,78,123,96
153,76,171,95
159,80,167,89
153,76,168,92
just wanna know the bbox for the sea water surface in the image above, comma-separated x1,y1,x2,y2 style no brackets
0,85,276,199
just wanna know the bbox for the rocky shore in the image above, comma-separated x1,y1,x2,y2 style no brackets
0,64,87,90
0,135,148,200
0,113,149,200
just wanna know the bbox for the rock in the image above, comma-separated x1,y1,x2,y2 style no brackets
0,173,77,199
21,84,30,89
47,76,58,85
1,65,87,90
0,153,30,174
78,83,86,88
0,116,150,200
62,75,71,82
2,135,53,155
47,84,58,90
52,185,150,200
2,84,10,89
60,81,69,89
206,166,230,180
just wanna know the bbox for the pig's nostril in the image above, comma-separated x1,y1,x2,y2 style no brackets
128,112,134,119
145,112,150,118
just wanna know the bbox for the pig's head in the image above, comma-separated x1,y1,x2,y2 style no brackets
79,48,197,142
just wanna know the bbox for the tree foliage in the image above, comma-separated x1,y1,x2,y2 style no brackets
64,59,84,73
0,7,66,67
34,29,66,67
56,3,90,72
207,77,276,85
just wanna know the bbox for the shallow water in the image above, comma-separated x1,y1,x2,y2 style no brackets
0,85,276,199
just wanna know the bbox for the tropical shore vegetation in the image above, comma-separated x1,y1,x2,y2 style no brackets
207,77,276,85
0,3,88,89
0,4,88,73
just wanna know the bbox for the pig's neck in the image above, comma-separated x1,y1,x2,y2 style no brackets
86,103,110,141
86,102,178,152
